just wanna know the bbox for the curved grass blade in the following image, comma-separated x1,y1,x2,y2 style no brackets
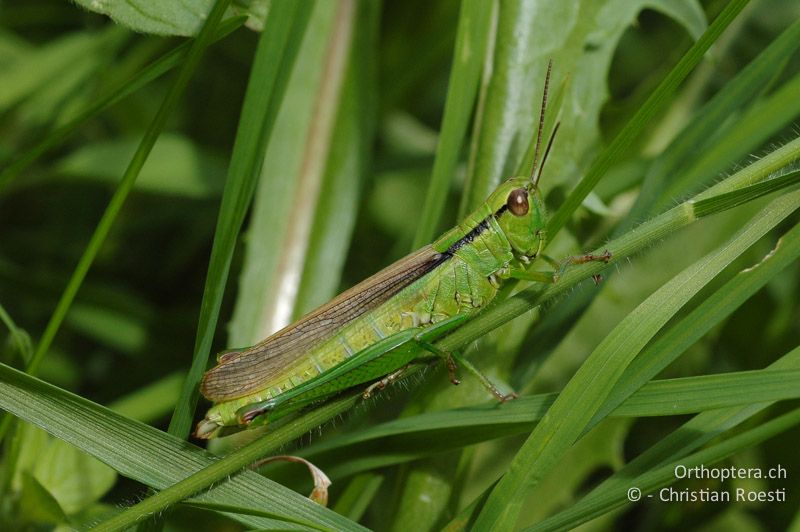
661,70,800,207
168,0,314,439
265,369,800,481
586,218,800,428
534,345,800,529
0,362,362,531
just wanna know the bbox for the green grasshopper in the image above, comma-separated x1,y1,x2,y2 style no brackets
195,65,610,439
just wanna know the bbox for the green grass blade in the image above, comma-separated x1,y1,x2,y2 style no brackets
530,344,800,530
0,0,231,444
531,344,800,530
0,302,30,501
457,0,536,216
546,0,750,238
411,0,493,248
472,188,800,529
0,301,32,363
526,406,800,532
661,70,800,206
227,0,359,346
294,1,380,319
0,17,245,192
623,16,800,227
271,368,800,481
692,169,800,217
588,219,800,427
611,369,800,415
331,473,384,522
0,362,361,531
167,0,314,439
441,135,800,355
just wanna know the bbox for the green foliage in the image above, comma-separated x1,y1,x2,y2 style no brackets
1,0,800,531
15,424,116,518
55,133,228,198
0,362,363,530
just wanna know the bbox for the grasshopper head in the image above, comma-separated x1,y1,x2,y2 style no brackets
485,59,557,260
487,176,547,259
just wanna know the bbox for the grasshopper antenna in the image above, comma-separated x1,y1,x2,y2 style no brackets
534,121,560,187
529,59,553,185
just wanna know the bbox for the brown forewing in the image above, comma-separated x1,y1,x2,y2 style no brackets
200,245,448,401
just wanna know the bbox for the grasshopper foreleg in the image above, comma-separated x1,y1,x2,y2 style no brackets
512,249,612,283
553,249,612,281
565,249,612,266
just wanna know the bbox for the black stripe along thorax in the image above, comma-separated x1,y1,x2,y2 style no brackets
443,204,509,257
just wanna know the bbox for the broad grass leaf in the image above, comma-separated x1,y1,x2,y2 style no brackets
0,362,364,531
74,0,213,37
14,424,116,516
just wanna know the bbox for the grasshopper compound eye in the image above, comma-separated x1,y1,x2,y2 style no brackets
507,188,529,216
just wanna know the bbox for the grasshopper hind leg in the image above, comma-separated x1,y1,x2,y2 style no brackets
412,316,517,402
416,339,517,403
356,313,514,402
239,403,273,425
415,315,517,402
